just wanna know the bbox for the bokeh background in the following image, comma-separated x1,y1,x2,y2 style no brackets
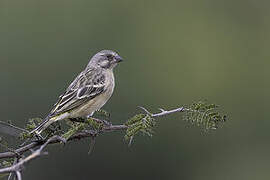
1,0,269,179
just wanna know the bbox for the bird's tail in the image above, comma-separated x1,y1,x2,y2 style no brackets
30,116,53,135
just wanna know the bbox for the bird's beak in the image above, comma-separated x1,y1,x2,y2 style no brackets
114,55,123,63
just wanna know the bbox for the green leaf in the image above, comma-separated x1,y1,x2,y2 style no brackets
95,109,110,118
62,122,86,140
183,101,227,131
124,114,156,144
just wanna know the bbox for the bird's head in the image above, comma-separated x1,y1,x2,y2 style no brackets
88,50,123,70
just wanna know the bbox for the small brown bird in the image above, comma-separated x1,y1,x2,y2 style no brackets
31,50,123,135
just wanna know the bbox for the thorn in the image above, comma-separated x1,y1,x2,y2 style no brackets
138,106,152,115
88,137,96,155
101,119,112,126
92,118,112,126
15,171,22,180
7,172,14,180
128,136,134,147
158,108,165,112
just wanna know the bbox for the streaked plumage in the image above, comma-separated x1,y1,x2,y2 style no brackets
31,50,123,135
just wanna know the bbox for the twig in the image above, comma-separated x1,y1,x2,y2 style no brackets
0,124,127,159
139,106,185,117
7,158,18,180
0,106,186,179
0,110,172,159
0,136,64,174
15,171,22,180
0,106,183,160
88,136,96,155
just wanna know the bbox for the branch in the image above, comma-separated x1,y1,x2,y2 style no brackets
0,124,127,159
0,106,180,159
0,103,227,179
0,136,65,179
138,106,185,117
0,107,181,159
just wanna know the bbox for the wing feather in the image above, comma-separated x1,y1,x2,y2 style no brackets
49,67,106,116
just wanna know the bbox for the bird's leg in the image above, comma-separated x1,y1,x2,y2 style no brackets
69,117,86,123
95,118,112,126
33,133,45,142
87,112,112,127
86,112,94,119
95,109,110,117
51,121,61,131
20,132,45,147
46,121,63,136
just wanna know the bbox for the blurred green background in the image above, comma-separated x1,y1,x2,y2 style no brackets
1,0,269,179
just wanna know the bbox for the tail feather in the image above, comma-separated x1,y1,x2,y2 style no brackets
30,113,69,135
30,117,52,135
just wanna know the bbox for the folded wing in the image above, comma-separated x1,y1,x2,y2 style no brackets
49,67,106,117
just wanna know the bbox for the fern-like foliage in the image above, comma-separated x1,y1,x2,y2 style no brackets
0,138,16,169
182,101,227,130
124,114,156,141
19,118,43,139
95,109,110,118
123,101,227,144
61,110,110,140
62,118,103,140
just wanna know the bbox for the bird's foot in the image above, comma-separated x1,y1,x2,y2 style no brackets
69,117,85,123
86,112,94,119
93,118,112,126
32,133,45,142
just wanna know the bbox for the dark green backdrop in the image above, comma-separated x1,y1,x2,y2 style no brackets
1,0,269,179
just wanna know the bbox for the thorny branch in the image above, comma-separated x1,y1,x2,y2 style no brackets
0,136,65,179
138,106,185,117
0,103,227,179
0,124,127,159
0,107,178,160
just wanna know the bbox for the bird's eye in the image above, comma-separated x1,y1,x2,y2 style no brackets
106,54,113,59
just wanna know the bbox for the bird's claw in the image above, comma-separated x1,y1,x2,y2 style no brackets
34,133,45,141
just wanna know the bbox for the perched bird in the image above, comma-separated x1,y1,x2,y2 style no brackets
31,50,123,135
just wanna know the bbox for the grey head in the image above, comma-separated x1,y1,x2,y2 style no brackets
87,50,123,70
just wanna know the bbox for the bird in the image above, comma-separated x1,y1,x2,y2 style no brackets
30,50,123,135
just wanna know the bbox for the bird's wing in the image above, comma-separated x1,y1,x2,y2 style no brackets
49,67,106,116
